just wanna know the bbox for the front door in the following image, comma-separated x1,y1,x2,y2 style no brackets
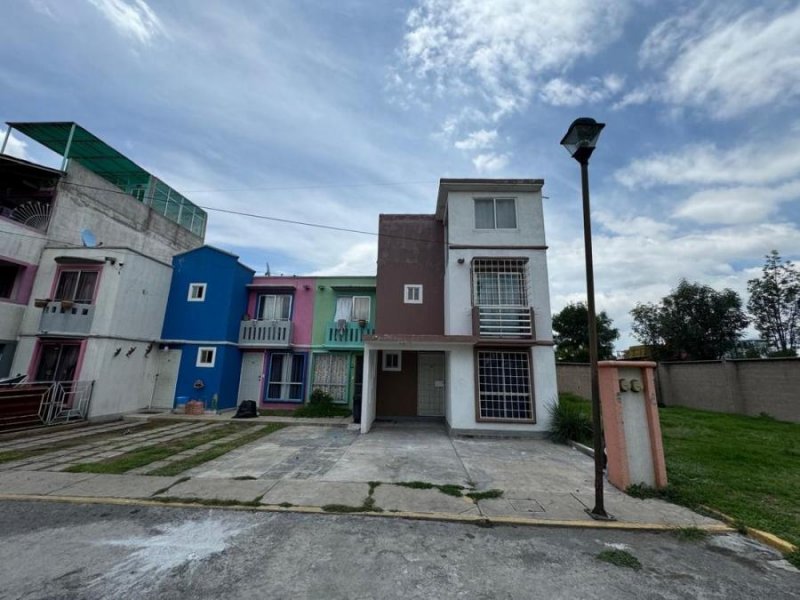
238,353,264,404
417,352,445,416
35,341,81,382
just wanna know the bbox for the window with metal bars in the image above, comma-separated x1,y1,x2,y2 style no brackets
477,350,534,421
472,258,528,306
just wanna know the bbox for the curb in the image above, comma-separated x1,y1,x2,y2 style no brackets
698,505,797,554
0,493,734,533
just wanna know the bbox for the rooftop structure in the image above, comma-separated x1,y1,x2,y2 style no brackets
2,122,207,237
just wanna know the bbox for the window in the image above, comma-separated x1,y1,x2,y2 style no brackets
474,198,517,229
472,258,528,306
188,283,206,302
404,284,423,304
313,353,349,403
477,350,533,421
35,342,81,382
334,296,371,322
0,262,20,299
55,269,99,304
257,294,292,320
267,353,306,401
382,351,401,372
196,347,216,367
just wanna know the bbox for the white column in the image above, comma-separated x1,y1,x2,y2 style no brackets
360,348,377,433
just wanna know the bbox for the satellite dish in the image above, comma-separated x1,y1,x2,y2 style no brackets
81,229,98,248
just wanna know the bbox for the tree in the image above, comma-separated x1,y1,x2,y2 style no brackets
747,251,800,356
552,302,619,362
630,279,748,360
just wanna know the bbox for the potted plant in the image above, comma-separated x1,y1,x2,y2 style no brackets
358,318,367,328
60,299,74,309
34,298,50,308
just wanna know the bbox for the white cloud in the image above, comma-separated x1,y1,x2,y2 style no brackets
673,180,800,225
87,0,164,44
615,132,800,189
539,74,624,107
453,129,497,150
637,4,800,118
472,152,509,173
1,132,31,161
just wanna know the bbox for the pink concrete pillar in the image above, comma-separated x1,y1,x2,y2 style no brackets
598,361,668,491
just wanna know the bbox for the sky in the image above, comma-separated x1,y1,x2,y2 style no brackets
2,0,799,350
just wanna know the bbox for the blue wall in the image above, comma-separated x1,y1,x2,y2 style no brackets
162,246,254,342
162,246,254,410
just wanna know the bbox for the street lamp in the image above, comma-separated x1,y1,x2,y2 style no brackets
560,117,611,520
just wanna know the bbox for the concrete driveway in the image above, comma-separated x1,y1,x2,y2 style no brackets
185,422,718,525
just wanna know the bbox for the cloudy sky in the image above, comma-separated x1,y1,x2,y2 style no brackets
2,0,799,349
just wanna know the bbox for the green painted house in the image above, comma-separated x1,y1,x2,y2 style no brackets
309,276,376,407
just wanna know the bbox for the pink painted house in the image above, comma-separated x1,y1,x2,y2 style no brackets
236,276,316,408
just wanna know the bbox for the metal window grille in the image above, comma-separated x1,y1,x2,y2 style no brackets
472,258,529,306
477,350,533,421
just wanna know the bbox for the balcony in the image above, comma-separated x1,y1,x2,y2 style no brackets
38,301,95,335
324,321,375,348
239,320,292,347
472,306,534,339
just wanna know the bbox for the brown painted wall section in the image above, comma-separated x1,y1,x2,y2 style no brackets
376,351,418,417
376,215,444,335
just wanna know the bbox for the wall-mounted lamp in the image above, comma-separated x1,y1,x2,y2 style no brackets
126,346,136,357
104,256,116,265
145,343,153,357
303,284,311,291
318,285,326,291
457,258,465,265
113,347,121,357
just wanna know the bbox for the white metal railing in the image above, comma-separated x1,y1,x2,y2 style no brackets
0,379,93,430
475,306,534,338
239,320,292,347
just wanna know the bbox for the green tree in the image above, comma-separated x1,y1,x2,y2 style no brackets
630,279,748,360
747,251,800,355
552,302,619,362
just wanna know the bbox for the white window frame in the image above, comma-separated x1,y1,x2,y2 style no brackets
196,346,216,368
404,284,423,304
382,351,402,372
188,283,207,302
474,197,517,230
256,293,292,320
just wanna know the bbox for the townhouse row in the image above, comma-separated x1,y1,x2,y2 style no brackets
2,121,558,436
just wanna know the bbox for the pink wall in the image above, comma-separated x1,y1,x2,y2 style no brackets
247,276,316,346
0,256,38,304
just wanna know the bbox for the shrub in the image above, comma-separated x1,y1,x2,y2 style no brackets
309,388,334,405
549,399,592,445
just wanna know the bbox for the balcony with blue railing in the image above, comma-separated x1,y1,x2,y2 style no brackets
324,321,375,348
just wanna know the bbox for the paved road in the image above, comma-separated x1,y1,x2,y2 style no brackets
0,501,796,599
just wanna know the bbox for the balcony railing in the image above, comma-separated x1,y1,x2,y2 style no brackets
472,306,534,339
239,320,292,347
0,379,93,431
39,301,95,335
324,321,374,348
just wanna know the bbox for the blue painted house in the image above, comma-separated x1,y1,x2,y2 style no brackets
161,246,254,411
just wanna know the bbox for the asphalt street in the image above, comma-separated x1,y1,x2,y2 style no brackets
0,500,796,599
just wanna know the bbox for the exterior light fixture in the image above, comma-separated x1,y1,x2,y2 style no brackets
560,117,611,521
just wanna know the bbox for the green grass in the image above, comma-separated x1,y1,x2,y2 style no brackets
146,424,285,476
258,404,352,418
65,423,284,475
394,481,466,497
466,489,504,501
596,549,642,570
672,527,709,542
0,422,164,464
550,393,593,445
561,395,800,553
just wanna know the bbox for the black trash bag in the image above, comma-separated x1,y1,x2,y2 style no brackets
233,400,258,419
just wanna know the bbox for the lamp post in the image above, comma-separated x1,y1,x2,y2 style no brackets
560,117,611,520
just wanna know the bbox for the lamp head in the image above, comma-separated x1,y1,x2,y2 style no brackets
560,117,605,163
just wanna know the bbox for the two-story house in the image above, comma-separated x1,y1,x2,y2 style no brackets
237,275,316,408
159,246,254,412
309,277,375,408
361,179,557,435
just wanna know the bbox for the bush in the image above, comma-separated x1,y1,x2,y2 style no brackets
309,388,334,405
549,399,592,445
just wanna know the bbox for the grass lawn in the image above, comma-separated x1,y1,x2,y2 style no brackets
65,423,284,475
558,393,800,548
